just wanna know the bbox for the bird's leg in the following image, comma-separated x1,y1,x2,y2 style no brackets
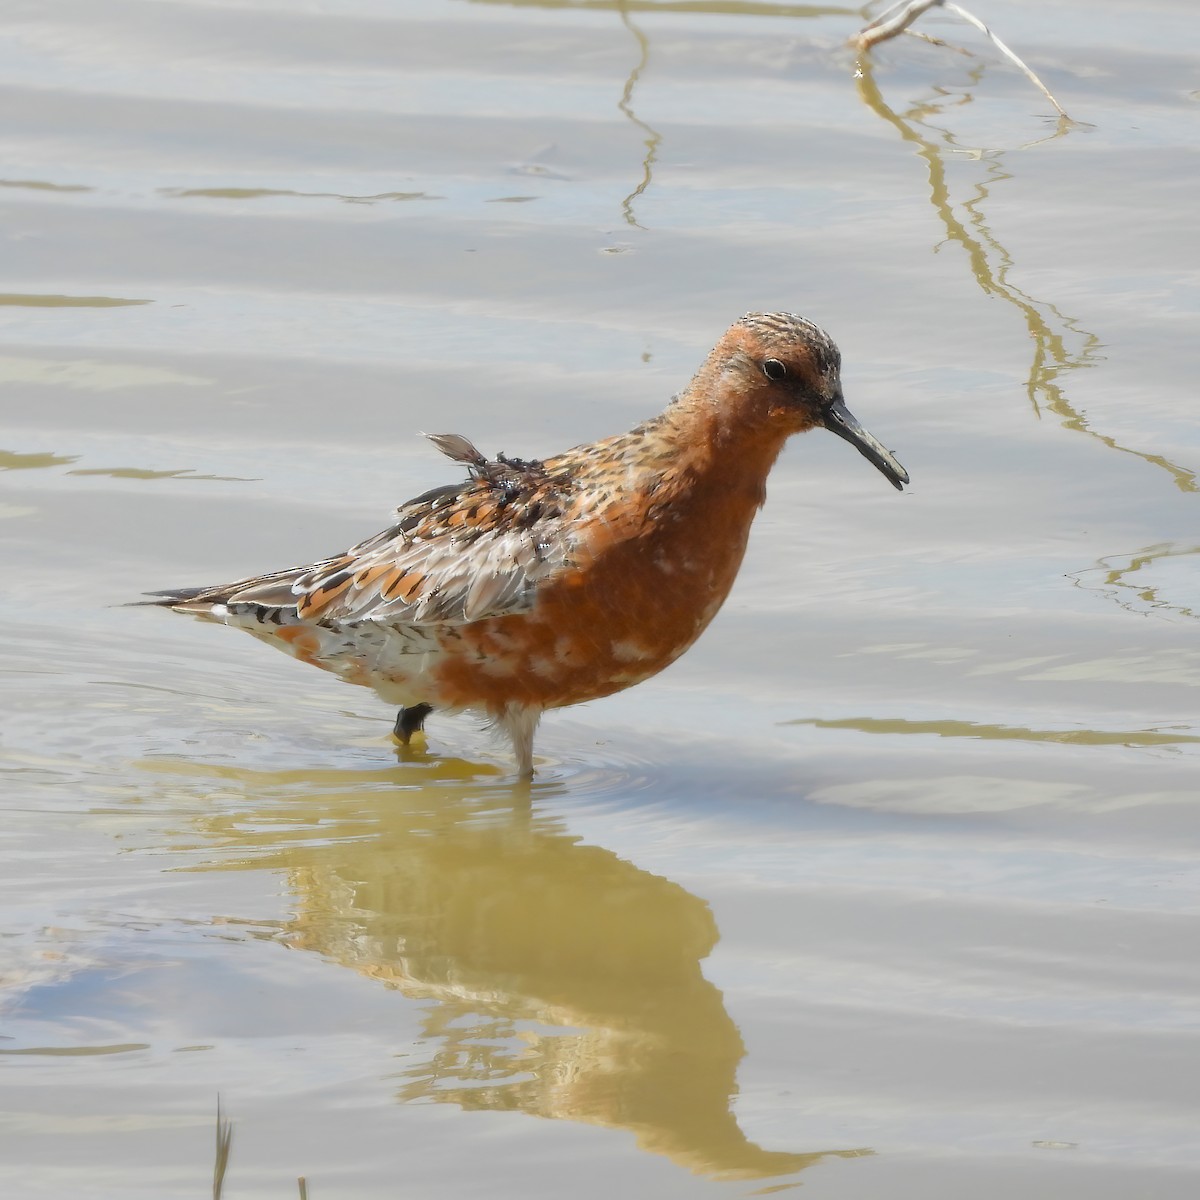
498,703,542,777
394,703,433,744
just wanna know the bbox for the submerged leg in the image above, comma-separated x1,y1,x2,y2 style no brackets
394,702,433,744
498,704,542,777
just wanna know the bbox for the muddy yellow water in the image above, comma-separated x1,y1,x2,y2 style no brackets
2,1,1198,1196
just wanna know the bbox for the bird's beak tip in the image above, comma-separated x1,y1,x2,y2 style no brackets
821,399,909,492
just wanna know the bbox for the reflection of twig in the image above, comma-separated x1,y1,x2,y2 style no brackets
789,714,1200,747
616,1,661,228
855,59,1198,496
1069,543,1200,621
854,0,1071,120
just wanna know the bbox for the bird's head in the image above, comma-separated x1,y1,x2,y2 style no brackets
713,312,909,491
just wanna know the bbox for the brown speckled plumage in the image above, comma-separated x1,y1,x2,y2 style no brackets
143,313,908,774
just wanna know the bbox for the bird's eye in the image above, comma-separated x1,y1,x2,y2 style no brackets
762,359,788,382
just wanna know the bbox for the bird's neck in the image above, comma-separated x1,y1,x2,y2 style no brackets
645,378,791,511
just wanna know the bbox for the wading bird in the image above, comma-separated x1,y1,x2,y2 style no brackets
143,313,908,774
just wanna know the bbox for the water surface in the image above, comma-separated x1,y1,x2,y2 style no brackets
2,0,1198,1196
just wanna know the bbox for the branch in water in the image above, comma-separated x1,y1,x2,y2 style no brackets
852,0,1071,120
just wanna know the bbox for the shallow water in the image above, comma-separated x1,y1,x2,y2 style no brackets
2,0,1199,1196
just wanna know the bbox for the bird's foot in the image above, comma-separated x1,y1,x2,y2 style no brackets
393,703,433,744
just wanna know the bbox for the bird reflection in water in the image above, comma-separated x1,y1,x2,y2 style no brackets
191,760,869,1181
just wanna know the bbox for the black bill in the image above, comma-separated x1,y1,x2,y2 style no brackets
822,399,909,492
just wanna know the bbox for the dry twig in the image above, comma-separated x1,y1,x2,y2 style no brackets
213,1098,234,1200
853,0,1070,120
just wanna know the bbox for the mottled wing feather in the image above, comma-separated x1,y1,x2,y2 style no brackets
423,432,486,465
147,436,578,629
302,521,569,625
241,461,572,626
